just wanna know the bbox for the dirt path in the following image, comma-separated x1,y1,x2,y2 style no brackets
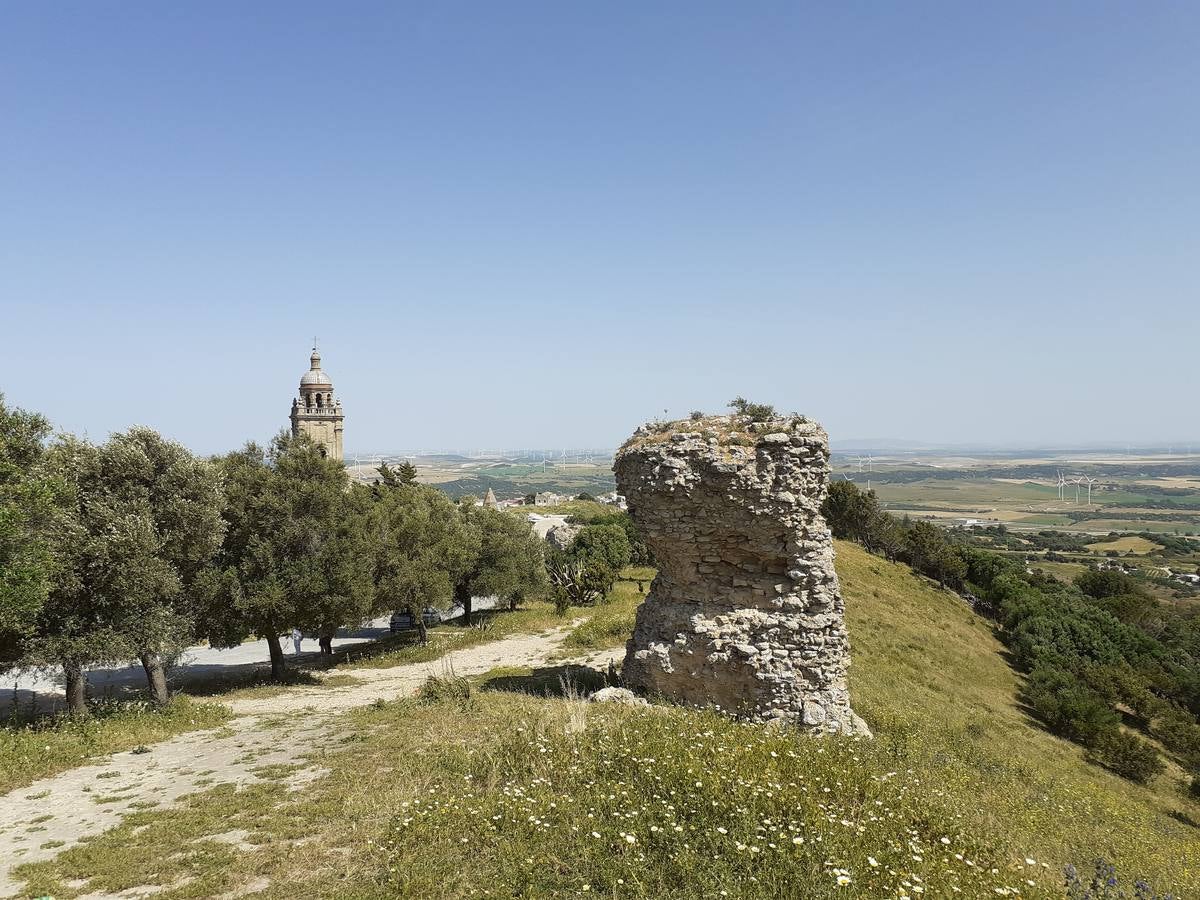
0,626,575,899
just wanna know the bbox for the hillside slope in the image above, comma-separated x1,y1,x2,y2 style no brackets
13,544,1199,899
836,540,1198,891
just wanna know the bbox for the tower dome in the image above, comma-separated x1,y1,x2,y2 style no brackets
300,348,332,386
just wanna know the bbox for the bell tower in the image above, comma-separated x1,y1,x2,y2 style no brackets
289,344,344,461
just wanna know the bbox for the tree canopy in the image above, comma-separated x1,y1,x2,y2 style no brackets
457,506,547,617
198,432,373,678
20,428,225,710
368,482,476,643
0,394,63,665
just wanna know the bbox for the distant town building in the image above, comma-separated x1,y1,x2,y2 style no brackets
289,345,344,461
534,491,563,506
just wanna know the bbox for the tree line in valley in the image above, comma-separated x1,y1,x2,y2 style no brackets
0,394,641,717
823,480,1200,794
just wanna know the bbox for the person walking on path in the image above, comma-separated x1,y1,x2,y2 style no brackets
291,627,303,655
318,624,335,656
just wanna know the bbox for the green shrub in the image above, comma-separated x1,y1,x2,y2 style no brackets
1150,709,1200,761
728,396,776,420
1022,666,1119,745
572,524,632,576
1088,730,1164,784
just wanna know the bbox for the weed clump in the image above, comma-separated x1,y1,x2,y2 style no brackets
418,671,474,709
728,396,777,421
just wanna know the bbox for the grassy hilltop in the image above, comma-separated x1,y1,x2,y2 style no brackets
15,543,1199,898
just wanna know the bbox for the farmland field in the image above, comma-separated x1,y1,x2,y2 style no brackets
1085,536,1163,555
841,452,1200,539
345,455,617,501
832,448,1200,586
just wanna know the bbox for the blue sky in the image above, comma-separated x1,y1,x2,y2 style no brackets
2,3,1197,454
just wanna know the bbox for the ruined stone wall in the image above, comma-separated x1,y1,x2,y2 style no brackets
613,415,867,735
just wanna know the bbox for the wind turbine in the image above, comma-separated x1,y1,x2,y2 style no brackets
1083,475,1097,505
1056,470,1067,501
1072,476,1083,504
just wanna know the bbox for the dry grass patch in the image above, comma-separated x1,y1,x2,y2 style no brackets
1085,535,1163,554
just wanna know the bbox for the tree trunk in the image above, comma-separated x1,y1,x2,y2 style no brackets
416,615,429,645
63,661,87,717
139,652,170,706
454,583,472,626
267,632,286,680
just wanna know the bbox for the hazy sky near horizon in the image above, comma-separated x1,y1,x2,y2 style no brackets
3,3,1197,454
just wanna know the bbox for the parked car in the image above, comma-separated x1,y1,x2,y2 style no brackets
389,606,442,633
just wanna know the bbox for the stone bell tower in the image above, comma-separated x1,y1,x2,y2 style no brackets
289,345,344,461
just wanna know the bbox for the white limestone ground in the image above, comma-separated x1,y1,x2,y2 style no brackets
0,626,575,899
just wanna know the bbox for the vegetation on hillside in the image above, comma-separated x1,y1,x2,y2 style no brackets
14,544,1199,897
824,480,1200,792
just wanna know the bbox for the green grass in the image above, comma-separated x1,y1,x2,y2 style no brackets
0,697,231,795
560,567,654,653
836,542,1198,887
13,544,1200,897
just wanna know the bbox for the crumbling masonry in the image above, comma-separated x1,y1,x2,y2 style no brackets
614,415,868,735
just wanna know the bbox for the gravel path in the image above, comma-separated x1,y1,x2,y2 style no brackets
0,625,573,899
1,598,499,713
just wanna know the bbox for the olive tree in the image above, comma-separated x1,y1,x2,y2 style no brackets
198,433,373,679
455,506,547,621
20,429,224,710
0,395,64,667
369,483,476,644
99,428,225,704
19,429,224,712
